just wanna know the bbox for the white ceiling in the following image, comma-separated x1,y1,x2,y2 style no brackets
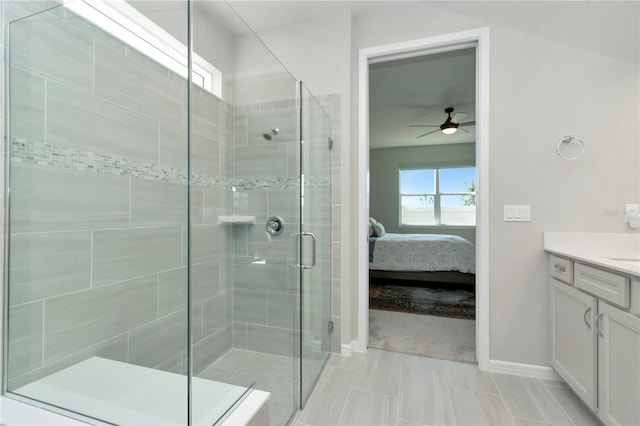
369,48,476,149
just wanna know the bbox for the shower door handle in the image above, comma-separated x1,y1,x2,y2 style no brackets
297,232,317,269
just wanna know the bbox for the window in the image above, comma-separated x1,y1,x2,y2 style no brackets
399,166,476,226
64,0,223,98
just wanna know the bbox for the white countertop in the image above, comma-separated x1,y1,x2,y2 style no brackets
544,232,640,278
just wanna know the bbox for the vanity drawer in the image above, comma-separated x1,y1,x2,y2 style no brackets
550,255,573,284
574,263,629,308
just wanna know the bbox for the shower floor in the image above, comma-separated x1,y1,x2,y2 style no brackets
200,349,327,426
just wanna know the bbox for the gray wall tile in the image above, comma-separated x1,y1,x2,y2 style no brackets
234,289,267,324
234,113,248,146
130,178,188,227
92,226,182,286
233,191,267,219
246,224,296,260
232,322,247,349
10,13,93,91
9,66,45,143
191,184,204,225
192,260,220,302
8,301,43,377
267,293,297,329
234,256,290,293
47,81,159,162
219,257,234,292
288,143,299,178
192,90,227,141
203,186,232,223
193,324,231,375
246,324,295,358
191,302,204,343
159,267,187,316
192,134,220,177
9,231,91,305
267,190,299,225
10,163,129,233
235,144,288,178
202,290,232,336
191,224,231,264
94,41,185,127
247,107,296,144
44,275,157,363
129,311,187,369
158,122,188,171
234,226,248,257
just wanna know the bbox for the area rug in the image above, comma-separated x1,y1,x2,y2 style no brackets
369,309,476,363
369,281,475,319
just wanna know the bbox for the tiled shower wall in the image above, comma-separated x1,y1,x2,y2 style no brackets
230,94,342,355
231,100,300,357
0,2,344,395
4,6,234,389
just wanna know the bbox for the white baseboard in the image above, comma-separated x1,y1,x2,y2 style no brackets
341,340,359,356
489,360,561,381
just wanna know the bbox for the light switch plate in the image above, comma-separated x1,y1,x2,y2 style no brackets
504,205,531,222
625,204,640,223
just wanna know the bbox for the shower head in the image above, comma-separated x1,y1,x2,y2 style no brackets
262,128,279,140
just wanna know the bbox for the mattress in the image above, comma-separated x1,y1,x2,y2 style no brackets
369,233,476,274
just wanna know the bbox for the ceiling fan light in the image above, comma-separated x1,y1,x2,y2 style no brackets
442,127,457,135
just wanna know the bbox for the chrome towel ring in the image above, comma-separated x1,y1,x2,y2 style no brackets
556,135,585,161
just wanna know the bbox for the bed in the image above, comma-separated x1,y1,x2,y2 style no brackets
369,233,476,285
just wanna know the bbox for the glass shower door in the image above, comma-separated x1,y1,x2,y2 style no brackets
299,82,332,407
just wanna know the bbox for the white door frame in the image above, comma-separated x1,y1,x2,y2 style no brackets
355,28,491,371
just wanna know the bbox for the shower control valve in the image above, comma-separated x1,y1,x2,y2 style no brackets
266,216,285,236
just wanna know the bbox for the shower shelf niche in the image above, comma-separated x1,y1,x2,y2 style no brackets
217,215,256,225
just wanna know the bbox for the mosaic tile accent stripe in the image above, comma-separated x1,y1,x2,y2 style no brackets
10,138,329,190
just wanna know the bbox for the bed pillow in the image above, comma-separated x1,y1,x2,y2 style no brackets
369,223,374,237
369,217,378,226
372,222,386,237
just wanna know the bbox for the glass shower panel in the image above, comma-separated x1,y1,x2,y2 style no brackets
4,1,245,424
299,82,332,407
190,2,299,425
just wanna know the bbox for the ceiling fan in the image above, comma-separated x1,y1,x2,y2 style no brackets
409,107,476,138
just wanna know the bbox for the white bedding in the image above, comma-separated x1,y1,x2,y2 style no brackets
369,233,476,274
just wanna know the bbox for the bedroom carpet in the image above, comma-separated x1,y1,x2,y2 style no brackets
369,281,475,319
369,309,476,363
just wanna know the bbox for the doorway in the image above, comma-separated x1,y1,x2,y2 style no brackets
356,28,490,370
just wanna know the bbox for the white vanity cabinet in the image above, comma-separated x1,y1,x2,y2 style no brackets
548,255,640,426
597,301,640,426
550,278,597,409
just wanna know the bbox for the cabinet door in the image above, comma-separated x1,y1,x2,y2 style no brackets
597,302,640,426
550,278,597,409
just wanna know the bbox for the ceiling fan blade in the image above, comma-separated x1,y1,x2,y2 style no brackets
409,124,440,128
416,129,440,138
451,112,468,123
459,121,476,127
458,127,469,133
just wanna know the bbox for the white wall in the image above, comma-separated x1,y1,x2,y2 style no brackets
351,2,639,366
370,144,476,245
